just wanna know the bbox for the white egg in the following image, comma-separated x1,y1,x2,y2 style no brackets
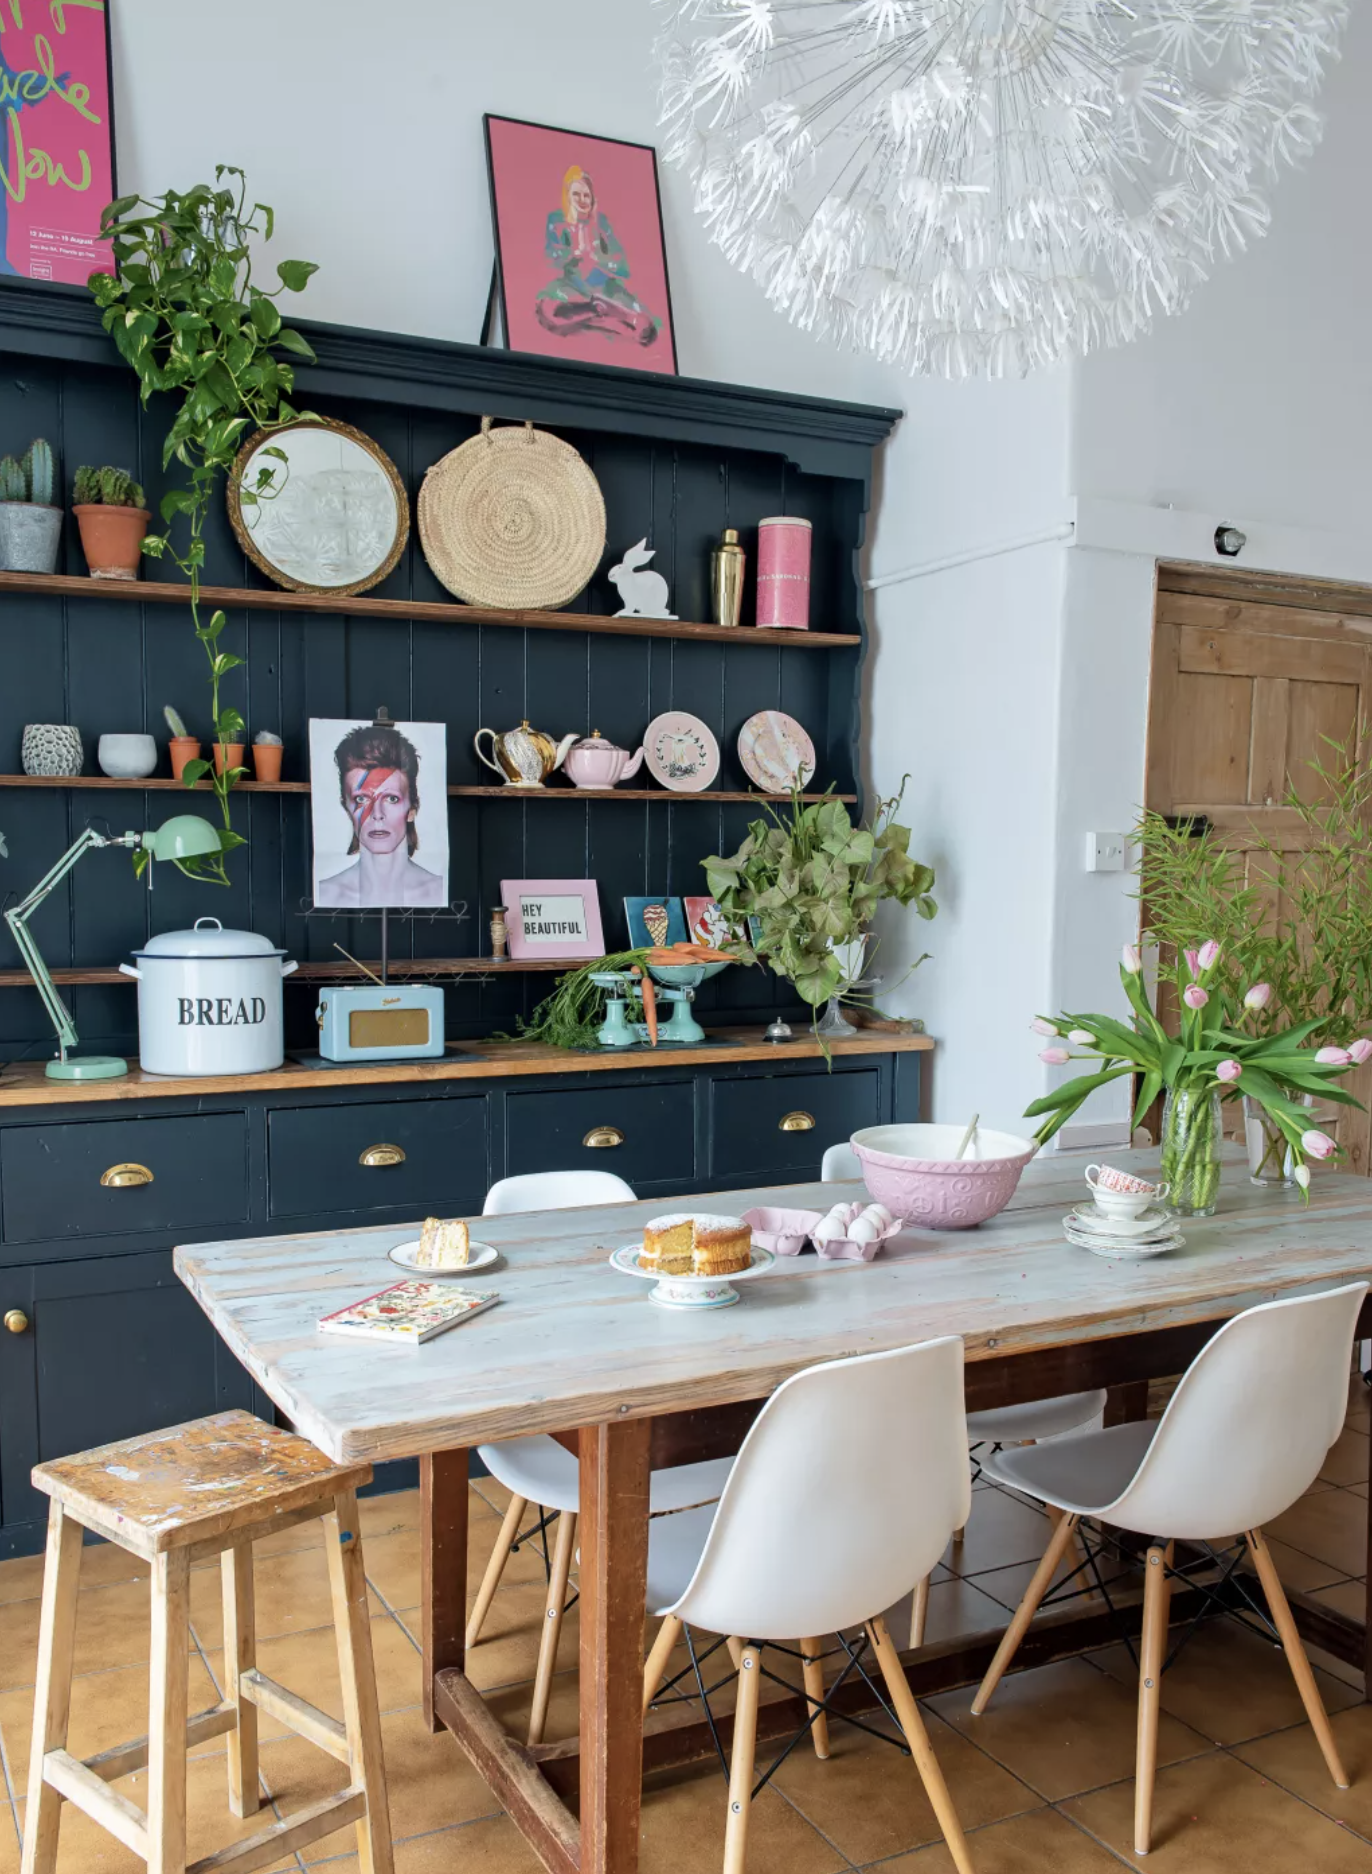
847,1216,879,1244
866,1204,895,1227
812,1215,844,1244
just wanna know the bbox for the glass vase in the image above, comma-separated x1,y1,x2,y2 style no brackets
1243,1094,1295,1189
1160,1087,1223,1217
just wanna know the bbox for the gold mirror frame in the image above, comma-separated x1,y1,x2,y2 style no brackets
227,417,410,598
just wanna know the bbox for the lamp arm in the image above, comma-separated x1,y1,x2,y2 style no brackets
4,829,140,1062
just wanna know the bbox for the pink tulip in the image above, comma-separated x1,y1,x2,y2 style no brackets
1121,944,1142,974
1039,1047,1070,1066
1301,1129,1337,1161
1182,984,1208,1009
1243,983,1272,1011
1030,1018,1058,1037
1067,1029,1094,1045
1351,1039,1372,1066
1184,948,1201,977
1294,1164,1311,1190
1216,1059,1241,1083
1316,1046,1352,1066
1197,939,1220,971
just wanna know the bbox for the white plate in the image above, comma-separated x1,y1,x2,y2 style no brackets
1063,1222,1183,1260
642,711,720,793
389,1239,501,1276
1064,1206,1173,1241
608,1240,775,1309
737,710,816,793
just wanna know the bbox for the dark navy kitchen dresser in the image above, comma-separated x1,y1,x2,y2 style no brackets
0,283,924,1556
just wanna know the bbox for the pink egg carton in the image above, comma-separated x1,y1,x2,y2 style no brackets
741,1204,901,1264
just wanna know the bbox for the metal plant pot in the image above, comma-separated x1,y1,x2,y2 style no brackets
0,503,62,573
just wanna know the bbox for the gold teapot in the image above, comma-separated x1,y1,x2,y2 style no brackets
473,719,577,789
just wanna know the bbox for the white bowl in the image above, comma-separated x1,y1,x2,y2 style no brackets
98,733,157,779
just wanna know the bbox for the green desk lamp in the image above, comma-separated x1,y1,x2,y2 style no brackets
5,815,223,1080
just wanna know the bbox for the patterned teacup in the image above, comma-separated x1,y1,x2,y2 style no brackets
1085,1164,1168,1221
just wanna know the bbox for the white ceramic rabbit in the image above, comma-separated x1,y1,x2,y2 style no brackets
608,538,676,619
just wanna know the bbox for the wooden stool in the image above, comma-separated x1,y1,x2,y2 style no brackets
19,1409,393,1874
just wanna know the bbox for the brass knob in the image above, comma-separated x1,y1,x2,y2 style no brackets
100,1163,153,1188
4,1309,28,1335
583,1125,624,1149
779,1111,815,1132
359,1144,406,1168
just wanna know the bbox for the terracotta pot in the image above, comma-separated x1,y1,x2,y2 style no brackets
251,743,283,783
168,736,202,781
212,742,246,777
73,504,150,581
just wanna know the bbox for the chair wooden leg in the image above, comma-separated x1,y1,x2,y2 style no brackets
643,1614,683,1716
220,1541,259,1818
326,1489,395,1874
723,1645,762,1874
147,1547,191,1874
726,1636,745,1669
466,1493,528,1648
800,1639,830,1760
19,1504,84,1874
909,1575,931,1650
1134,1541,1173,1857
527,1509,577,1746
868,1618,975,1874
1247,1526,1350,1789
970,1511,1079,1715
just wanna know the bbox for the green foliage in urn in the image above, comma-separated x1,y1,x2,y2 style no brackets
702,784,937,1011
74,465,146,508
87,166,318,883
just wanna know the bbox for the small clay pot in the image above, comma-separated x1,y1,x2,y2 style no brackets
73,504,150,581
168,736,202,780
212,742,246,777
251,742,283,783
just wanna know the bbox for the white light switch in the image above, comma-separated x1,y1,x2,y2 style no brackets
1085,831,1126,873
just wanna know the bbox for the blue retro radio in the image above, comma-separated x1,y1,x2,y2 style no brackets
316,983,446,1062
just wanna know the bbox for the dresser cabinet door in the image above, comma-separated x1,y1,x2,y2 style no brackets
268,1094,489,1220
505,1081,695,1192
710,1067,883,1182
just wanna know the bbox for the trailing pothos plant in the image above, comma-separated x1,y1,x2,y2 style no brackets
702,783,937,1015
88,166,318,884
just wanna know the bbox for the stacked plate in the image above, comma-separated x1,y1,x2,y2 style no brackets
1063,1206,1184,1260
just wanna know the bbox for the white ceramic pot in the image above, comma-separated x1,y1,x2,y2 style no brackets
118,917,298,1076
98,733,157,779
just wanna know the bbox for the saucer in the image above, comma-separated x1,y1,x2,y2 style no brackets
389,1239,501,1276
1063,1219,1184,1260
1065,1206,1172,1240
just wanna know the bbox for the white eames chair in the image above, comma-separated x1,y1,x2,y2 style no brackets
641,1338,978,1874
470,1169,731,1744
971,1280,1367,1856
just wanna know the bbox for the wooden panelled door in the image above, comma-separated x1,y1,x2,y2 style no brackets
1145,563,1372,1173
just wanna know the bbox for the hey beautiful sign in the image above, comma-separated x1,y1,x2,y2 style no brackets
1,0,114,283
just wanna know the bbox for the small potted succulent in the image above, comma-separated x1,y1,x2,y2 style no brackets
252,731,283,784
0,440,61,573
164,705,201,782
72,465,150,580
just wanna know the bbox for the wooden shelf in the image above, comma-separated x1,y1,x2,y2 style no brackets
0,957,577,988
0,571,862,652
0,774,854,804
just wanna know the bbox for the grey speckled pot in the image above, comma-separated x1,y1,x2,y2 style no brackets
22,724,83,777
0,503,61,573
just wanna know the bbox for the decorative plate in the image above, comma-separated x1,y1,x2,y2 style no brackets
1063,1207,1173,1241
608,1240,775,1310
1062,1220,1183,1260
738,710,816,793
388,1239,502,1276
642,712,720,792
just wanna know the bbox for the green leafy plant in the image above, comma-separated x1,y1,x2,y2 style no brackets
702,783,936,1015
88,166,318,883
74,464,145,508
0,440,54,504
509,950,653,1050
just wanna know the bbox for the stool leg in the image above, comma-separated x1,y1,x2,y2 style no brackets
326,1489,394,1874
527,1509,577,1746
19,1504,84,1874
147,1548,191,1874
221,1542,259,1818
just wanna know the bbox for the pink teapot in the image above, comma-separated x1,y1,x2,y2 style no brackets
562,730,645,790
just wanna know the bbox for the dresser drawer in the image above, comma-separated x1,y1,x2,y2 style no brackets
505,1081,694,1190
1,1114,249,1244
710,1068,882,1180
268,1096,488,1219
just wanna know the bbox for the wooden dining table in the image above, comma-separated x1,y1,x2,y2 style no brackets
174,1148,1372,1874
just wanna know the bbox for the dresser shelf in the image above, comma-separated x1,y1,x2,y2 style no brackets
0,774,853,804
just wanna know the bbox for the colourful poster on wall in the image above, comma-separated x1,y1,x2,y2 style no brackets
1,0,115,284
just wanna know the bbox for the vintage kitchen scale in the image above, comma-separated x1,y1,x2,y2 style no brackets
591,955,732,1049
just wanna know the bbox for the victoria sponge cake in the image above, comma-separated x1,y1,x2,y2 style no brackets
640,1213,751,1277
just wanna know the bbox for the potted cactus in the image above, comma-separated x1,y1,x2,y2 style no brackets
0,439,61,573
72,465,150,580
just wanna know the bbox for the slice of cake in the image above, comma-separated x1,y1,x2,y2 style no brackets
415,1216,471,1270
641,1214,695,1275
691,1214,753,1277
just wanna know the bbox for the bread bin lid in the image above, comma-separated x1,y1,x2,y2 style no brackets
133,916,285,960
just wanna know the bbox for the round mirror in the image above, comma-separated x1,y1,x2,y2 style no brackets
227,418,409,596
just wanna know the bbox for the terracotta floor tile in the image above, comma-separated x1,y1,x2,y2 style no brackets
0,1806,16,1874
1268,1487,1370,1579
410,1580,571,1696
1346,1380,1371,1428
202,1612,423,1736
188,1542,384,1651
640,1760,848,1874
1322,1426,1372,1488
875,1803,1134,1871
928,1657,1210,1803
0,1540,148,1609
0,1653,223,1792
1093,1612,1362,1746
943,1491,1053,1580
363,1516,548,1619
1309,1577,1368,1623
1236,1701,1372,1840
357,1489,426,1540
0,1573,203,1694
969,1545,1134,1616
1063,1747,1372,1870
1251,1534,1351,1594
917,1576,1019,1649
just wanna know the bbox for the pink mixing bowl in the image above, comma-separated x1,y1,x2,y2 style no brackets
850,1123,1036,1229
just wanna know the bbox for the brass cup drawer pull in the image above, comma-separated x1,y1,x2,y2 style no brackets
4,1309,28,1335
779,1111,815,1133
101,1163,154,1188
359,1144,406,1168
583,1125,624,1149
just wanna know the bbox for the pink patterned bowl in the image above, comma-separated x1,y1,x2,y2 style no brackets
851,1124,1036,1230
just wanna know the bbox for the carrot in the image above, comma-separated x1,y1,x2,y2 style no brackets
631,968,659,1046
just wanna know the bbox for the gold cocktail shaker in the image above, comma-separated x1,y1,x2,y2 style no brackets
711,527,746,629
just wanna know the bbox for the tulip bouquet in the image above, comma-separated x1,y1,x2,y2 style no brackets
1027,941,1367,1214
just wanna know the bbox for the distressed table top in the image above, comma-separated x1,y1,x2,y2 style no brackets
174,1150,1372,1463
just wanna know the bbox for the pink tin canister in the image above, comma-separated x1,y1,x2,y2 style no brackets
756,516,811,630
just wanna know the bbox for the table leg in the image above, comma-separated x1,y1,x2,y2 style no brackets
1364,1416,1372,1700
579,1417,651,1874
422,1450,469,1732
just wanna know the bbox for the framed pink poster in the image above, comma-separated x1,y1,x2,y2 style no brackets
484,114,677,375
501,879,605,961
1,0,116,284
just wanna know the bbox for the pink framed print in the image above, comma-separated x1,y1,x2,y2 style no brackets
502,878,605,961
484,114,678,374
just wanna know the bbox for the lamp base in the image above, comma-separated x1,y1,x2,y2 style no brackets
46,1055,129,1081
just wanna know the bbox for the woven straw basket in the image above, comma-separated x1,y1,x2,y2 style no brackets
418,417,606,610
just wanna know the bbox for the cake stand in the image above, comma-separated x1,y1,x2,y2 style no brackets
607,1242,775,1309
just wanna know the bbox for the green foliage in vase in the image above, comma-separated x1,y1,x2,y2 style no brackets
702,783,936,1012
88,166,318,884
74,465,146,508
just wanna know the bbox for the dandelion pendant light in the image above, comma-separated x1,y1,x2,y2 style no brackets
655,0,1347,377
